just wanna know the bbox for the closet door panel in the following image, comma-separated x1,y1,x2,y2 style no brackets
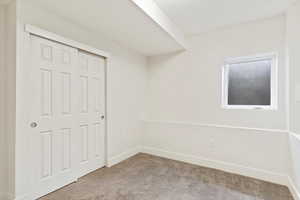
78,51,106,177
28,35,106,199
29,35,79,198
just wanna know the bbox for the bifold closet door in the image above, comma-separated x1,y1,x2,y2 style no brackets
28,35,106,198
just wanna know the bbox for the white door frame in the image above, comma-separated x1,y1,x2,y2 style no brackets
24,24,110,169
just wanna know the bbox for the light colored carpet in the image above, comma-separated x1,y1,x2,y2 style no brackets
40,153,293,200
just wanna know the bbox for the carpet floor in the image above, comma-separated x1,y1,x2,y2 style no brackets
40,153,293,200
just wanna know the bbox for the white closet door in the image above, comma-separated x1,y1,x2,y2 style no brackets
77,51,106,177
29,35,79,198
28,35,106,199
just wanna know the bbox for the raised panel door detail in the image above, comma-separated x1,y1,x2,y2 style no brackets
93,78,101,112
61,128,71,171
94,123,101,157
41,130,53,179
91,58,99,74
80,125,88,162
41,69,52,117
61,73,71,115
30,36,106,199
62,50,71,64
40,44,53,61
79,54,88,72
80,76,88,113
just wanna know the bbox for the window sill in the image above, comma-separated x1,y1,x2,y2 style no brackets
222,105,277,111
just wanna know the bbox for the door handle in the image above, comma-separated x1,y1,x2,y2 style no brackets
101,115,105,120
30,122,38,128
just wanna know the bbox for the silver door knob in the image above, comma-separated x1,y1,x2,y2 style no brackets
101,115,105,120
30,122,38,128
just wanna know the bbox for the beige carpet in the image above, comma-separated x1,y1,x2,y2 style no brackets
40,153,293,200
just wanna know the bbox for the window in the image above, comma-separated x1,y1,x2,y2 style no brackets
222,53,278,110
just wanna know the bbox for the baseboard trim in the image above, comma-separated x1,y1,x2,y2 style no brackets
141,146,288,186
107,146,141,167
11,146,297,200
288,176,300,200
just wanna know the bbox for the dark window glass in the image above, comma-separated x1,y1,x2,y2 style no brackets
227,59,271,106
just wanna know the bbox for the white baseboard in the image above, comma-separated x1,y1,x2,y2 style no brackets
288,176,300,200
141,146,288,186
99,145,291,188
10,146,298,200
107,146,141,167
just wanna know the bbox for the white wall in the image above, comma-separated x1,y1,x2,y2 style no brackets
0,4,6,199
287,1,300,197
0,1,17,199
147,16,286,129
287,1,300,134
144,16,289,185
14,0,148,199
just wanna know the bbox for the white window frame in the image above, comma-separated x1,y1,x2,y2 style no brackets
222,53,278,110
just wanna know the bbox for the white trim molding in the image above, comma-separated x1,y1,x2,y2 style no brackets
222,52,278,110
25,24,110,58
106,145,291,187
142,120,288,134
141,146,289,186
